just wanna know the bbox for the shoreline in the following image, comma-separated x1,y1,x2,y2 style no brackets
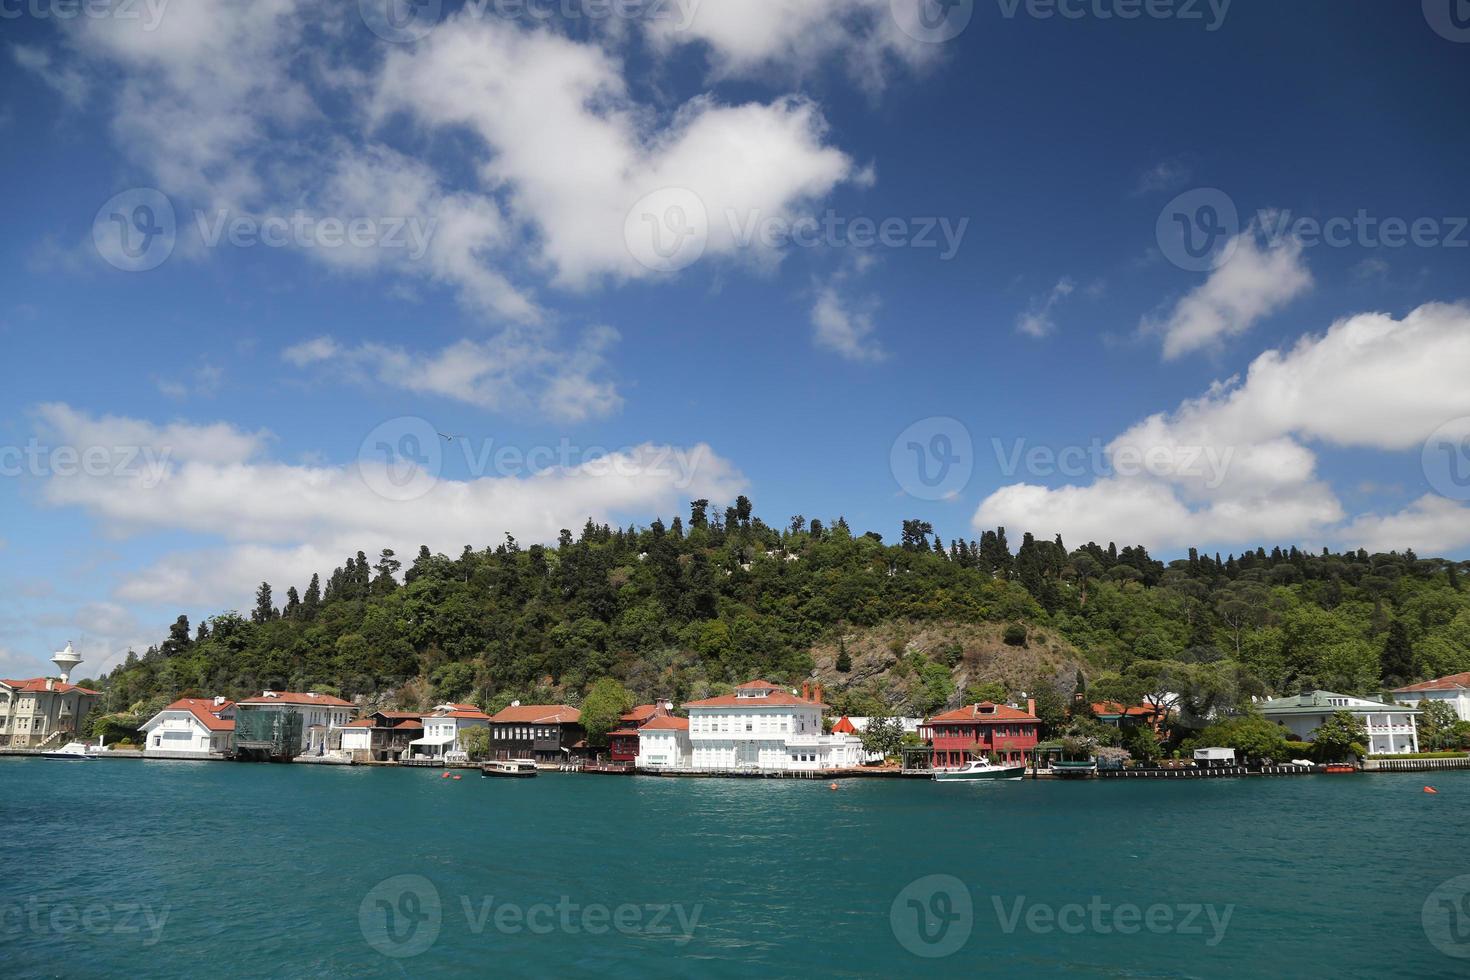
4,747,1467,778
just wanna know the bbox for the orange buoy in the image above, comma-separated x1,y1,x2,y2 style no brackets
1425,786,1439,794
441,772,451,779
452,775,462,780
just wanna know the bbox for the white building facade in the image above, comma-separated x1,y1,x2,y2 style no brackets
684,680,864,772
140,698,235,756
409,704,490,760
636,715,692,769
235,691,354,755
1258,691,1420,755
1392,673,1470,722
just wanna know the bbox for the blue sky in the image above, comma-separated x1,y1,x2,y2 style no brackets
2,0,1469,678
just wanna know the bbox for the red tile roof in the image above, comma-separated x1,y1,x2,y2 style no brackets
607,728,642,738
161,698,235,732
619,703,662,723
831,715,858,734
1394,672,1470,693
1,678,102,696
1091,702,1167,719
441,710,491,720
237,692,353,707
343,719,377,728
393,720,424,730
489,704,581,724
736,680,783,691
928,702,1039,724
640,715,689,731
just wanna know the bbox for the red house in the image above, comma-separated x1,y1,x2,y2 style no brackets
919,701,1041,768
607,700,674,764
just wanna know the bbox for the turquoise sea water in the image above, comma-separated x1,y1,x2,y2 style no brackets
2,759,1467,978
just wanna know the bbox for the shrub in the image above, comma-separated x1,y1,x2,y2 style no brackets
1002,624,1028,647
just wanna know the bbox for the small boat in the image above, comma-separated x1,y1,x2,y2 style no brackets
481,759,538,778
1323,763,1357,774
41,741,98,760
932,760,1025,781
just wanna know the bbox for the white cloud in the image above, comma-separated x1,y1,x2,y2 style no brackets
1133,157,1191,196
372,15,859,288
811,281,886,363
1147,226,1313,360
643,0,938,90
1015,277,1075,339
35,406,746,610
12,43,88,106
975,302,1470,553
1342,496,1470,554
283,325,624,423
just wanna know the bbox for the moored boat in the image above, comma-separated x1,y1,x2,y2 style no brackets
932,760,1025,781
41,741,98,760
481,759,539,778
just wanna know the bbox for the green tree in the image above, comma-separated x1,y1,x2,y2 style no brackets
835,638,852,674
1190,715,1291,764
580,678,635,748
1380,620,1414,685
859,716,905,761
1416,699,1458,750
1310,710,1368,762
963,681,1008,705
459,725,491,761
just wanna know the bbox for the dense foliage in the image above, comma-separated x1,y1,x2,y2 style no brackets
90,500,1470,732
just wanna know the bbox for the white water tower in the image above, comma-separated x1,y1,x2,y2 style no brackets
51,642,82,683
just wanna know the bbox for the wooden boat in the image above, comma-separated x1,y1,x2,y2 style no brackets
932,760,1025,781
1049,758,1098,778
1323,763,1357,774
481,759,538,778
41,741,97,760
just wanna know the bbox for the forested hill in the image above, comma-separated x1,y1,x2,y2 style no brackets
93,499,1470,727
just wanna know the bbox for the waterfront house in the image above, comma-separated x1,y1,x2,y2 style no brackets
408,704,491,760
636,714,692,769
684,680,865,772
1091,701,1171,736
338,711,424,762
1257,691,1420,754
0,644,102,749
487,703,587,764
607,700,674,764
139,697,235,756
919,700,1041,769
234,691,354,760
1391,672,1470,722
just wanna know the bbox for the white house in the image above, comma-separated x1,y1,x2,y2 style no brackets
235,691,355,756
408,703,490,760
1258,691,1420,755
635,714,692,769
139,698,235,756
1391,672,1470,722
683,680,865,772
